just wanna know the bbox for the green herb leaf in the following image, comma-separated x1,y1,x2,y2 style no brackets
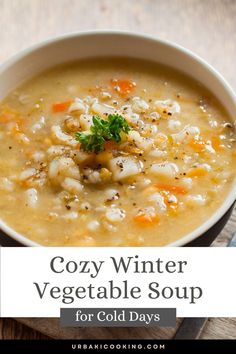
75,114,131,153
107,114,130,142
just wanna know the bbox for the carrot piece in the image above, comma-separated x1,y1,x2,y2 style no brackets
134,213,159,226
211,136,222,151
154,183,187,195
111,79,136,96
52,101,71,113
186,167,207,177
189,139,206,152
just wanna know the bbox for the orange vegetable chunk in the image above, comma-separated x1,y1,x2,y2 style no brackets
52,101,71,113
134,213,159,226
154,183,187,195
111,79,136,96
186,167,207,177
189,139,206,152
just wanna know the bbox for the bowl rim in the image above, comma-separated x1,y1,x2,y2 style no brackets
0,29,235,247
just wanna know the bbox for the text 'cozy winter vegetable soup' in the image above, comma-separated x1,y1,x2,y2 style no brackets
0,58,235,246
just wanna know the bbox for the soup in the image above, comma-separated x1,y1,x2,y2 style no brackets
0,58,235,246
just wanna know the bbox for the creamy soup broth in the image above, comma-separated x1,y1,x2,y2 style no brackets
0,58,235,246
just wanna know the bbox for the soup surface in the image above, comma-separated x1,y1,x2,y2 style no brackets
0,58,235,246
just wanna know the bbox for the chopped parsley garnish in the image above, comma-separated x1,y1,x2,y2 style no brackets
75,114,131,153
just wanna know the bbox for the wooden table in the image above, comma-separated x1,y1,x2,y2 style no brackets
0,0,235,339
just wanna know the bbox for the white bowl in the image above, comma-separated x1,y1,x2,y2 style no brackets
0,31,235,247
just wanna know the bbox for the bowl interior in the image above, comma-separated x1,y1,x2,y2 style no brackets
0,31,235,247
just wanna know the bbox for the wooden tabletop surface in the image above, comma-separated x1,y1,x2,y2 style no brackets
0,0,235,339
